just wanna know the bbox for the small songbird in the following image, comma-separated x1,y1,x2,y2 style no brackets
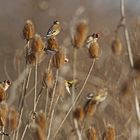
85,33,100,48
64,79,78,95
46,21,61,38
0,80,11,102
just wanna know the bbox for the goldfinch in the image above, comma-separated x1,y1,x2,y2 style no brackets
0,80,11,102
64,79,78,95
46,21,61,38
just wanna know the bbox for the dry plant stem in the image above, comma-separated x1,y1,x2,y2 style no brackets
21,124,29,140
53,58,96,139
45,57,52,116
120,0,134,67
72,48,77,105
15,67,32,140
47,70,59,140
33,59,38,112
1,126,5,140
74,119,82,140
45,88,49,116
34,86,45,111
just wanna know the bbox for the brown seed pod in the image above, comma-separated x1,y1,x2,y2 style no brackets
73,106,85,122
0,102,8,126
73,21,88,49
89,42,100,59
84,100,97,117
6,107,19,132
35,111,46,134
104,124,116,140
47,38,59,51
43,69,54,89
111,37,123,55
31,34,45,53
87,126,98,140
52,49,67,68
0,88,6,102
23,20,35,41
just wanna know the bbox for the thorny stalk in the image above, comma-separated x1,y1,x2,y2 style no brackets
21,124,29,140
74,119,82,140
47,69,59,140
53,58,96,139
1,126,5,140
33,58,38,113
119,0,134,67
15,66,32,140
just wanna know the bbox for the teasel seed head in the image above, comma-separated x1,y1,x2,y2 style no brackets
87,126,98,140
84,100,97,117
6,107,19,132
31,34,45,53
73,20,88,49
47,38,59,51
43,69,54,89
73,106,85,122
23,20,35,41
53,49,68,68
26,52,36,65
88,42,100,59
104,124,116,140
111,36,123,56
0,102,8,126
35,111,47,134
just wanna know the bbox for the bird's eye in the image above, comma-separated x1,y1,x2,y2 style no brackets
7,80,11,85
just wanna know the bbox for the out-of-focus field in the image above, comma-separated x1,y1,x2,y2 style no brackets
0,0,140,140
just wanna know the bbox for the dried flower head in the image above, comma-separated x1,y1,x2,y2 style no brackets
84,100,97,117
53,49,68,68
35,111,46,133
87,126,98,140
111,37,123,55
0,102,8,126
6,107,19,131
104,124,116,140
73,20,88,49
23,20,35,41
47,38,59,51
31,34,45,53
43,69,54,89
73,106,85,122
89,42,100,59
26,52,36,65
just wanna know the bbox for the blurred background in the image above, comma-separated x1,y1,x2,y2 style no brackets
0,0,139,81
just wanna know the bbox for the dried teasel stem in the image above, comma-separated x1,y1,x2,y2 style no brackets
15,67,32,140
47,70,59,140
20,124,29,140
53,58,96,139
74,119,82,140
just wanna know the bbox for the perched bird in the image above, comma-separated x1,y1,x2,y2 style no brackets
64,79,78,95
0,80,11,102
85,33,100,49
46,21,61,38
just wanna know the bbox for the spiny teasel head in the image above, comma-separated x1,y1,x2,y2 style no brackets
31,111,46,140
52,49,68,68
31,34,45,53
73,106,85,122
43,69,54,89
23,20,35,41
35,111,47,134
73,20,88,49
0,80,11,102
6,107,19,132
86,126,98,140
0,102,8,126
103,124,116,140
111,35,123,56
84,99,97,117
86,33,101,59
47,38,59,51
